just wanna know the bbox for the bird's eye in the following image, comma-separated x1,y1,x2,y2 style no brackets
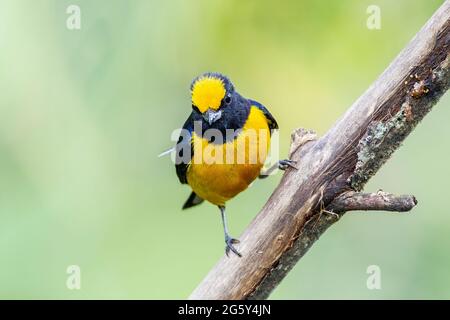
224,96,232,105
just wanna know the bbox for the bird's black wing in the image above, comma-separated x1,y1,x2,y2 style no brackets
248,99,279,131
175,112,195,184
175,112,206,209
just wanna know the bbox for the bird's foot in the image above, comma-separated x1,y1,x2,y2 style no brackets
278,159,297,170
321,209,340,220
225,235,242,257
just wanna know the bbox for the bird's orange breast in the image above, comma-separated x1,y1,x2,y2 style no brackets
186,106,271,206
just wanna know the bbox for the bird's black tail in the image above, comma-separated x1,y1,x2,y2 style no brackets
182,192,204,209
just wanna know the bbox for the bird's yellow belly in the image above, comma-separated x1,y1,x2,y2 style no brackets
187,164,263,206
187,107,271,206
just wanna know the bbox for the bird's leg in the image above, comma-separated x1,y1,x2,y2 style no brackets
218,206,241,257
259,159,297,179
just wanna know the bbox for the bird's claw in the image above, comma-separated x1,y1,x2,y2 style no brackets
278,159,297,170
225,236,242,257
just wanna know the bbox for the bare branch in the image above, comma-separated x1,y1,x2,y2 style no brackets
328,191,417,213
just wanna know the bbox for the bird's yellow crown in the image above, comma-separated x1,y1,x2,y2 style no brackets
191,76,226,113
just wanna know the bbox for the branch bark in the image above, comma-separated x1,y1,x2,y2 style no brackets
190,1,450,300
328,191,417,213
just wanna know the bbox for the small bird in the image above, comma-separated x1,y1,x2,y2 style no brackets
166,72,294,257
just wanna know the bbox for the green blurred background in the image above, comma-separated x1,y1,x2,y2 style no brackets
0,0,448,299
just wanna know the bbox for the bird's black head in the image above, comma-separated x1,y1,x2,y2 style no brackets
190,72,236,125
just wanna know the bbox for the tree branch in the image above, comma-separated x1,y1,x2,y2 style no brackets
190,1,450,300
328,191,417,213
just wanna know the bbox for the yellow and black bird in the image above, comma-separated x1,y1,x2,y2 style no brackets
169,72,294,256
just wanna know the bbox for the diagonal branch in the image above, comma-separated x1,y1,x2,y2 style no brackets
190,1,450,300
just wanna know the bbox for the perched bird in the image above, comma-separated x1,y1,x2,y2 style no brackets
166,72,294,256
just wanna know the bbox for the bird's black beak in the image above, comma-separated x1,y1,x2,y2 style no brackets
203,109,222,125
